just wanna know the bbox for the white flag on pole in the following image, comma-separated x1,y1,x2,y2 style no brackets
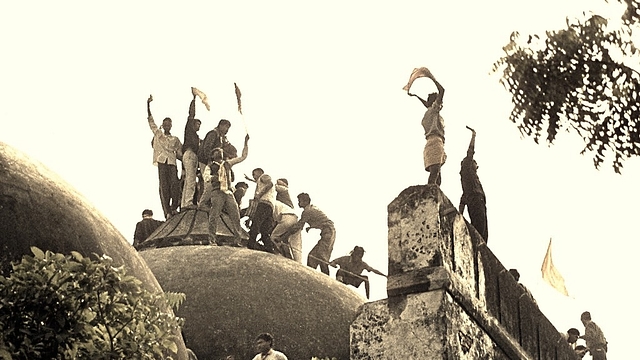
541,238,569,296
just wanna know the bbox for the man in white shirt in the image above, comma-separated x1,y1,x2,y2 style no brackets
251,333,287,360
147,95,182,219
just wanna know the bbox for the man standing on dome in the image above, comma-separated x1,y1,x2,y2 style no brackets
147,94,182,219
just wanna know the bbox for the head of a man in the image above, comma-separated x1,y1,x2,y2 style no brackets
194,119,202,132
297,193,311,208
142,209,153,219
162,117,172,133
234,182,249,197
218,119,231,135
351,246,365,260
254,333,273,355
580,311,591,326
426,92,439,107
211,148,224,162
567,328,580,344
574,345,587,358
252,168,265,181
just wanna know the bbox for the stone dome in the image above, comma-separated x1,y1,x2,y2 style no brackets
0,142,189,359
140,245,366,360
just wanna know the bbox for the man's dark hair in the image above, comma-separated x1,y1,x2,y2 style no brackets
253,168,264,175
255,333,273,347
142,209,153,217
235,181,249,189
162,117,172,123
508,269,520,281
297,193,311,203
567,328,580,336
581,311,591,321
277,178,288,186
194,119,201,125
218,119,231,127
575,345,587,350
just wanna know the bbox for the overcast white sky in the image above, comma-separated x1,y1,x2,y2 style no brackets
1,0,636,357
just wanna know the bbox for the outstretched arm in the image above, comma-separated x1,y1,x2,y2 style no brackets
370,268,387,277
147,94,153,118
431,77,445,104
408,93,431,108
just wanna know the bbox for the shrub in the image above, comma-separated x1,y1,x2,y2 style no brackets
0,247,185,359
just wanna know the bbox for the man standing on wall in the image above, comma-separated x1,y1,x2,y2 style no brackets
459,126,488,241
403,67,446,185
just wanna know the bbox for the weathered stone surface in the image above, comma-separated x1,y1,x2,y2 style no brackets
477,243,502,320
451,213,475,297
351,291,447,359
0,142,189,359
518,290,541,358
388,185,445,275
498,269,521,342
140,245,364,360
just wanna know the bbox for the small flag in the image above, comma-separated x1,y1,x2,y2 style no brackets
541,238,569,296
234,82,242,115
402,67,434,93
192,87,210,111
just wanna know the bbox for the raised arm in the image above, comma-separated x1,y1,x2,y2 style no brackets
465,126,476,158
431,77,445,104
147,95,159,133
228,134,250,166
147,94,153,118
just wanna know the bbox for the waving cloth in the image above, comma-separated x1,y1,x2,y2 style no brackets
402,67,434,93
192,87,210,111
234,82,242,115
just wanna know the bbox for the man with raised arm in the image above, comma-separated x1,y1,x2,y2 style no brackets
147,94,182,219
180,87,202,210
459,126,488,241
403,67,446,185
202,134,250,246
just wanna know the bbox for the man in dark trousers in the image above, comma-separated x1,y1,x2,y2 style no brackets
459,126,488,241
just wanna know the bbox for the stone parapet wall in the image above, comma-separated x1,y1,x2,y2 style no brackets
350,185,575,359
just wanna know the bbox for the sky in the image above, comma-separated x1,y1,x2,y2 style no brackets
1,0,636,357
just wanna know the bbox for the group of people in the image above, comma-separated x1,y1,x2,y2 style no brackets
404,67,488,242
139,87,386,296
561,312,608,359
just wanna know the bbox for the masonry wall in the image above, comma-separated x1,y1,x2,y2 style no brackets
350,185,575,359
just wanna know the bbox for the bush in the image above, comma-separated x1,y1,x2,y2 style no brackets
0,247,185,359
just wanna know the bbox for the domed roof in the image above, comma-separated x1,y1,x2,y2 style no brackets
140,245,365,360
0,142,189,359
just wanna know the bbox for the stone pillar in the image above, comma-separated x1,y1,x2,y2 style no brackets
350,185,575,359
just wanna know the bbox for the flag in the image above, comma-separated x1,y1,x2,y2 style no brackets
541,238,569,296
234,82,242,115
402,67,434,93
192,87,210,111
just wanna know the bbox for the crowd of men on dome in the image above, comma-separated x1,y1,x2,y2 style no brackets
133,86,386,298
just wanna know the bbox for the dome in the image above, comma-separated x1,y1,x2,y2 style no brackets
140,245,365,360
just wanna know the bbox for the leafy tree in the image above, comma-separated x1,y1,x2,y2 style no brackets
0,247,185,359
493,0,640,173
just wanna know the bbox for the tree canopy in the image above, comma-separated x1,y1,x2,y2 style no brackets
0,247,185,359
493,0,640,173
